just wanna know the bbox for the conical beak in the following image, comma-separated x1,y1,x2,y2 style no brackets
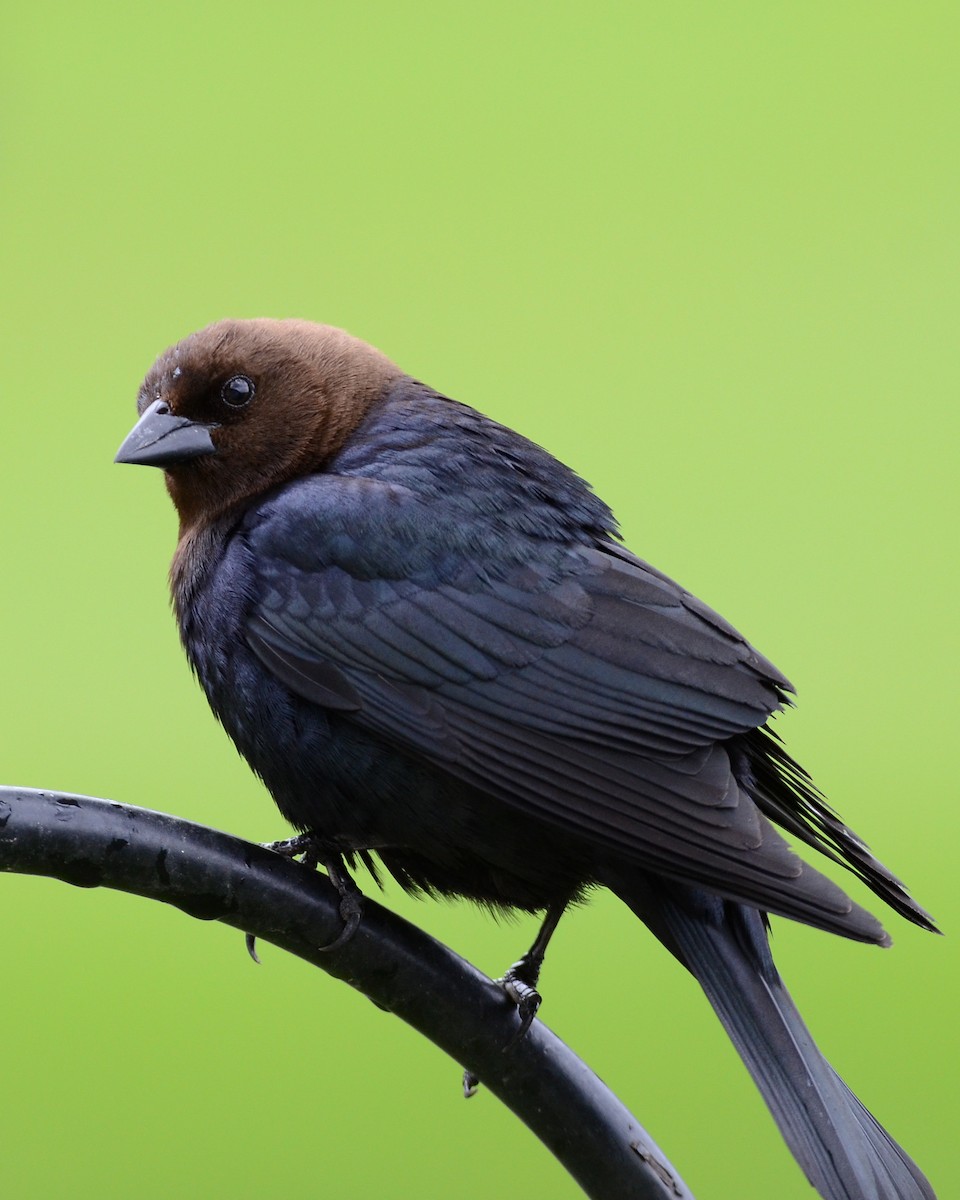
115,399,218,468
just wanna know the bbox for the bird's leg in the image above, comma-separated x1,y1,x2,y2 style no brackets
246,834,364,960
464,901,568,1096
317,851,364,952
498,901,567,1039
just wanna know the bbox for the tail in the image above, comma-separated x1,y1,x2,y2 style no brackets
609,874,935,1200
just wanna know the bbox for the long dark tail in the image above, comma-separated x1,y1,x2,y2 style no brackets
608,874,935,1200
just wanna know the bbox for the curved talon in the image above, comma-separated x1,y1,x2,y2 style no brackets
262,837,365,951
515,995,542,1041
245,932,261,964
463,1069,480,1098
317,878,364,952
318,899,362,952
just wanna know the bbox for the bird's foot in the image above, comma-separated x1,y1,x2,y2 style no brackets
318,870,363,952
262,832,321,867
463,903,568,1098
495,900,568,1044
497,952,544,1043
316,849,364,952
246,835,363,959
462,953,544,1096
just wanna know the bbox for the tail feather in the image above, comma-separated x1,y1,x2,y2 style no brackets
611,874,935,1200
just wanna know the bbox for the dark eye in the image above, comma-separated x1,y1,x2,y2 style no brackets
220,375,256,408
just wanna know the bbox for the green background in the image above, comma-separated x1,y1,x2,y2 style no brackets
2,3,956,1197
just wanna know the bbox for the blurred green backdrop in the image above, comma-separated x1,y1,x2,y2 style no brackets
2,3,956,1197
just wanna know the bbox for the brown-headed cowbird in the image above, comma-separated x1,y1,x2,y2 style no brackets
117,318,936,1200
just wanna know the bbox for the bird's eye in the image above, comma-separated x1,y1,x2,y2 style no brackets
220,375,256,408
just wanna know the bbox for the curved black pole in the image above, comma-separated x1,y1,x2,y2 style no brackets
0,785,693,1200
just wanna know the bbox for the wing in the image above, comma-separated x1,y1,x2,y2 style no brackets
239,474,881,936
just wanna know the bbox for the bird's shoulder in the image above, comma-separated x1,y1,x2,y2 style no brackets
328,379,620,544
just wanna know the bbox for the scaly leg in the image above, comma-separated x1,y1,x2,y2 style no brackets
498,901,567,1037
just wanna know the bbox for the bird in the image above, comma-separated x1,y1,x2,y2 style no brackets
116,317,937,1200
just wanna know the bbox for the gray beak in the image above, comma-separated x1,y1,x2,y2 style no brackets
115,399,218,468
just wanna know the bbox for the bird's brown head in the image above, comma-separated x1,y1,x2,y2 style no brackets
116,318,403,532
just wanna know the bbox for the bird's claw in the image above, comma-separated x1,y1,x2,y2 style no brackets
318,887,363,952
263,833,320,868
316,847,364,951
460,955,543,1094
249,834,363,955
498,955,543,1044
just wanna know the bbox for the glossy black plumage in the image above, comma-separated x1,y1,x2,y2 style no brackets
118,319,937,1200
